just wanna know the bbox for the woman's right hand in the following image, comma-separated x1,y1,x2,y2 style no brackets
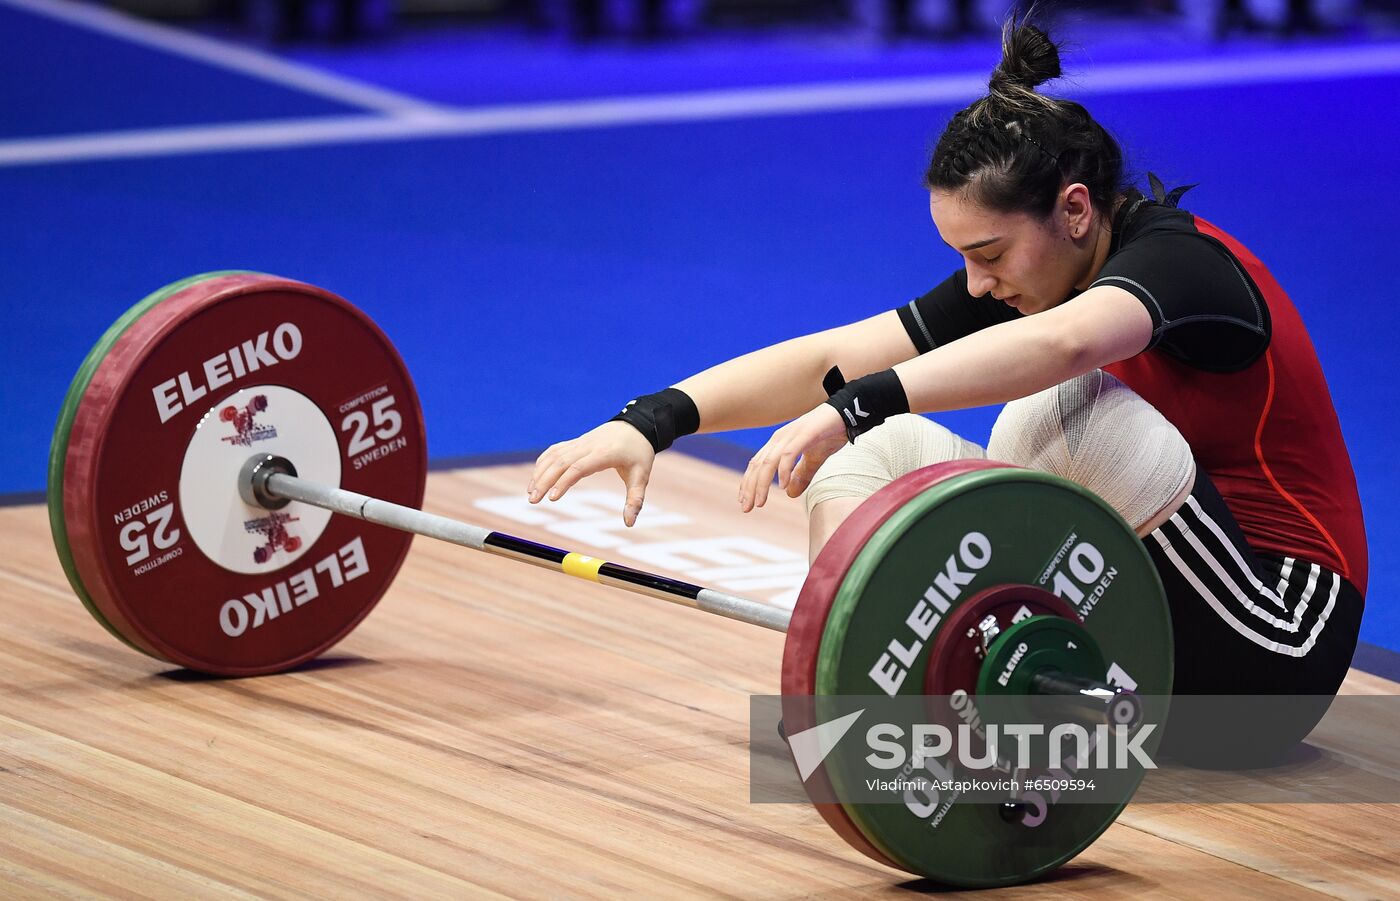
528,421,656,527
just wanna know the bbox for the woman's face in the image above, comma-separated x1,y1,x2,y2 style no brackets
928,183,1100,316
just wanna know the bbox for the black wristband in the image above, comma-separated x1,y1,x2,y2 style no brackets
822,366,910,443
609,387,701,453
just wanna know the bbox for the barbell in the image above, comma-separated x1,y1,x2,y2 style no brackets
49,272,1173,887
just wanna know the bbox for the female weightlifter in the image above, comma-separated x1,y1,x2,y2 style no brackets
528,16,1366,763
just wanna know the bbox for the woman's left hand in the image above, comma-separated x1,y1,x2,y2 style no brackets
739,404,848,512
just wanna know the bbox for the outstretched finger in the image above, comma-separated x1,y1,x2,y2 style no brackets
621,464,650,527
739,450,766,512
739,453,761,509
527,446,558,497
548,455,601,501
758,445,801,508
775,444,804,493
530,452,578,503
750,448,784,510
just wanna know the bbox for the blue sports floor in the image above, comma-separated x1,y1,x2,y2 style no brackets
3,0,1398,652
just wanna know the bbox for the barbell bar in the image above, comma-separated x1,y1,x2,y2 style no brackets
241,453,792,633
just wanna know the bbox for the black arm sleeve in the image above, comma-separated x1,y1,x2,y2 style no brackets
896,269,1020,355
1089,231,1271,372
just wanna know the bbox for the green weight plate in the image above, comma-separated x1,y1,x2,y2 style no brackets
816,467,1172,887
976,615,1105,699
49,271,250,651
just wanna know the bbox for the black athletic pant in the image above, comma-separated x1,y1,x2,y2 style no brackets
1142,467,1364,766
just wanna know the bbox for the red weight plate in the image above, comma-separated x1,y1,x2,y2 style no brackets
923,584,1082,699
61,273,427,675
780,458,1014,872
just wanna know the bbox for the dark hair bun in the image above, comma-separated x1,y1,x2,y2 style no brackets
989,22,1061,94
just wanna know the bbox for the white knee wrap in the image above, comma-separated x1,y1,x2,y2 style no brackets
987,370,1195,532
804,414,986,514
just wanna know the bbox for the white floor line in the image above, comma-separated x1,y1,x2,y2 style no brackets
0,0,449,117
1,41,1398,168
0,114,412,166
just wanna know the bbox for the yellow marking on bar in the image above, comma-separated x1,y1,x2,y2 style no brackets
562,553,605,582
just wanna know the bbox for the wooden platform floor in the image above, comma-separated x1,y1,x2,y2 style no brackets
3,453,1398,898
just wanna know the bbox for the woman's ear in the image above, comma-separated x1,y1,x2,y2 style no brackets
1062,182,1094,239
